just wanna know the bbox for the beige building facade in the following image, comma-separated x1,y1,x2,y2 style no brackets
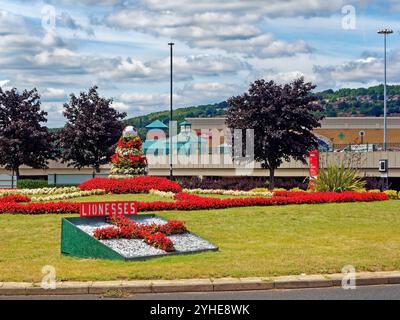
1,117,400,178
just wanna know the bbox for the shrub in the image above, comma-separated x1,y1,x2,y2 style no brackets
384,190,398,199
17,179,48,189
314,165,366,192
177,176,307,191
364,177,392,191
368,189,381,193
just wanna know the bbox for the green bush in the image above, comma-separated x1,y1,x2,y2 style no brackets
314,165,366,192
17,179,48,189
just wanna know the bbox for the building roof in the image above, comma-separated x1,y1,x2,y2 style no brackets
145,120,168,129
186,117,400,129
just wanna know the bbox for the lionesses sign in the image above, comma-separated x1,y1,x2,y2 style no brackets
80,201,137,217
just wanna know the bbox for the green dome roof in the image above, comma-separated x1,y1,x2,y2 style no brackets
145,120,168,129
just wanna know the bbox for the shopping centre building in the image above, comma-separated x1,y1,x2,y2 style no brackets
1,117,400,184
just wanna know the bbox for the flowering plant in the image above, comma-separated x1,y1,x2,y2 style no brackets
183,188,273,197
0,189,388,215
94,216,185,252
0,186,81,196
0,195,31,203
79,176,182,194
31,189,105,202
110,132,147,176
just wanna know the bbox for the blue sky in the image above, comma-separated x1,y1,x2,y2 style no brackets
0,0,399,127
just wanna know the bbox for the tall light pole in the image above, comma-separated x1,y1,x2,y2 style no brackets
168,42,174,180
377,28,393,151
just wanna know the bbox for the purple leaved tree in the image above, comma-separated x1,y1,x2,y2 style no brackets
0,87,57,178
59,86,126,173
226,78,324,190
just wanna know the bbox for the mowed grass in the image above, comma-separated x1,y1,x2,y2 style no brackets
1,200,400,282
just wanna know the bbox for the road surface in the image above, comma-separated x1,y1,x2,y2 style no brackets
1,284,400,300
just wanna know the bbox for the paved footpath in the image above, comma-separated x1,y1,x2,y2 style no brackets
2,271,400,296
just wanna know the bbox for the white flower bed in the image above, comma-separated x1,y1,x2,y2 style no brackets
0,186,83,196
183,188,273,197
149,189,175,199
31,189,105,202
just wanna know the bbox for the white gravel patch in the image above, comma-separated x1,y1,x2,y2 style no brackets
169,233,217,252
75,215,217,259
101,239,165,258
76,221,110,236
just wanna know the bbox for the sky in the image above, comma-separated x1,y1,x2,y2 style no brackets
0,0,399,127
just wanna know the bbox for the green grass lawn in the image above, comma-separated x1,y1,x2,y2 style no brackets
1,200,400,282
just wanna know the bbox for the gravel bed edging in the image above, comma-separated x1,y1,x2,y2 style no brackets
2,271,400,295
73,214,218,260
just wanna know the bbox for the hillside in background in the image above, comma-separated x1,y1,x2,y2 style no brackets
125,85,400,135
317,84,400,117
125,101,227,137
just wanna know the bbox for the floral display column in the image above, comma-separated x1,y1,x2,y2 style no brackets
109,126,148,177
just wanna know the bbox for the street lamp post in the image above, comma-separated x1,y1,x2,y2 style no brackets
377,28,393,151
168,42,174,180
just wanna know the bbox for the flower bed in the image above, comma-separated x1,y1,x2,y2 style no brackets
0,190,388,215
79,176,182,194
0,202,79,214
0,195,31,203
31,189,105,202
183,188,273,197
136,191,388,212
93,216,187,252
0,186,82,196
149,189,176,199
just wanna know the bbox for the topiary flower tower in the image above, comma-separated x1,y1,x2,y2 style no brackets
109,126,148,177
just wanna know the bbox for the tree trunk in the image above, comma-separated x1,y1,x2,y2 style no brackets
269,167,275,190
95,164,100,174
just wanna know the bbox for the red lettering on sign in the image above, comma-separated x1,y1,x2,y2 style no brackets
80,201,137,217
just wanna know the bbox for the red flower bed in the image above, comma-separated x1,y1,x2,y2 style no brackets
0,195,31,203
0,191,388,215
94,216,184,252
0,202,79,214
79,176,182,194
136,191,388,212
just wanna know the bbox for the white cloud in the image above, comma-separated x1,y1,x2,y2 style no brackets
0,80,10,87
313,50,400,88
103,0,323,58
42,88,68,101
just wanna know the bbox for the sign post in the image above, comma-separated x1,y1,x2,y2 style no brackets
379,159,389,190
308,150,319,190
